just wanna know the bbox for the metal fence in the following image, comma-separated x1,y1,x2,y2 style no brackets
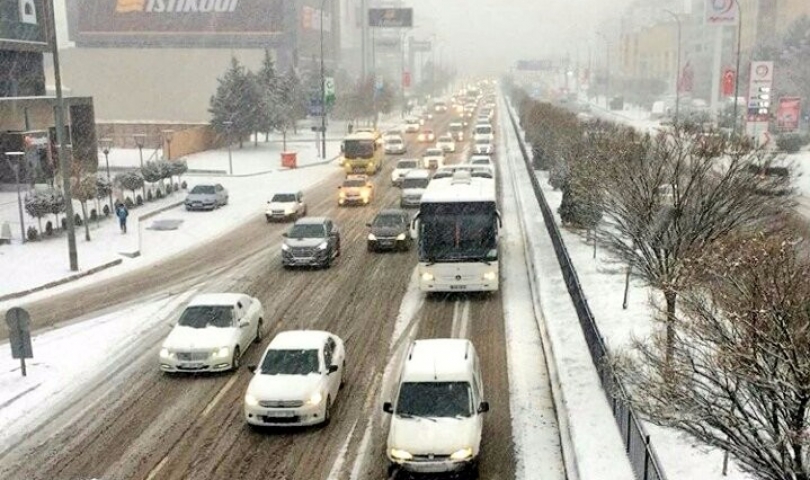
505,99,667,480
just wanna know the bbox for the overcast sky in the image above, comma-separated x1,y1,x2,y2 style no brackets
406,0,631,76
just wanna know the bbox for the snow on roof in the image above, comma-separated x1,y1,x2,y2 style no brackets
345,131,376,141
402,339,475,382
295,216,329,225
268,330,332,350
421,172,496,204
187,293,246,307
404,169,431,179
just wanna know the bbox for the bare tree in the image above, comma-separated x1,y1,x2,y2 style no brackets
598,125,793,359
613,230,810,480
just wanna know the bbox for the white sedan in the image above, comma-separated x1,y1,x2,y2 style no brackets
436,135,456,153
244,330,346,427
422,148,446,169
159,293,264,373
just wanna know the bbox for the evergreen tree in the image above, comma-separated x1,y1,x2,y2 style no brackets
255,49,281,141
209,56,260,148
277,68,307,148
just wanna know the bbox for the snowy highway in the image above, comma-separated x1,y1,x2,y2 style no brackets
0,102,567,480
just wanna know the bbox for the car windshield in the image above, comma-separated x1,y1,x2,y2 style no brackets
396,382,472,418
402,178,430,189
288,224,326,238
190,185,215,194
419,202,498,262
425,149,442,156
388,138,402,144
374,214,404,228
449,124,463,131
475,126,492,134
260,349,320,375
272,193,296,202
476,139,491,144
344,139,374,158
177,305,233,328
398,160,418,169
343,179,366,188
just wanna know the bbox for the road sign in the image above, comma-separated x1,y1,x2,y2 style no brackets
324,77,336,96
5,307,33,376
368,8,413,27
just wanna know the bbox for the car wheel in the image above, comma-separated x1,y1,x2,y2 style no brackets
322,395,332,426
231,346,241,370
324,253,332,269
254,319,263,344
367,242,375,252
336,239,341,257
340,362,346,389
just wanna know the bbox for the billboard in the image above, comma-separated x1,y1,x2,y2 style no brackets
70,0,285,47
368,8,413,28
0,0,49,50
776,97,801,132
705,0,738,25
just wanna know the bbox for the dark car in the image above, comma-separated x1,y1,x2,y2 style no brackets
282,217,341,269
746,164,791,196
367,209,412,252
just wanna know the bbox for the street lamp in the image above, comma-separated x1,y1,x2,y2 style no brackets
222,120,234,175
732,0,743,138
162,130,174,161
99,138,114,211
133,133,147,200
663,9,682,122
319,0,330,159
5,152,26,243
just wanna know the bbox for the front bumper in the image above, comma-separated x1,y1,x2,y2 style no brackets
369,238,408,250
390,457,474,474
185,202,216,211
265,211,295,222
160,354,233,373
245,402,324,427
282,250,329,266
339,196,370,206
386,148,406,155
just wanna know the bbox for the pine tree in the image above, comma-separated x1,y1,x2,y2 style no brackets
277,68,307,148
209,56,260,148
256,50,281,141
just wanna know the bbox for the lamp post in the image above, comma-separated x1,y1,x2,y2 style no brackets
5,152,26,243
319,0,329,159
597,32,610,108
162,130,174,161
133,133,147,200
663,9,682,122
222,120,234,174
732,0,743,138
99,138,114,211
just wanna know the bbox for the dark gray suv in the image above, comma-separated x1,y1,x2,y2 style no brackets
282,217,341,268
367,209,411,252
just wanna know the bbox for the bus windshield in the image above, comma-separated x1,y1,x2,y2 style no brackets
344,140,375,159
418,202,498,262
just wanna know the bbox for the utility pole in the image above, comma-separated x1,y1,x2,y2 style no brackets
663,9,682,121
47,0,78,271
732,0,743,137
319,0,328,159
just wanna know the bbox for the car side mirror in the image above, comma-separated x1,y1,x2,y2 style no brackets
282,232,288,238
366,222,372,227
383,402,394,414
478,401,490,413
337,186,342,189
247,365,257,373
239,320,250,328
328,364,339,374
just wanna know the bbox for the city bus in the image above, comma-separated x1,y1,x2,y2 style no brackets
341,131,383,175
412,169,500,292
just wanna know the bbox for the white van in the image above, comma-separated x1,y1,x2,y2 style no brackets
473,123,494,143
383,339,489,476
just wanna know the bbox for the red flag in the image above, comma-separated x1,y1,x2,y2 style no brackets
721,68,735,97
677,61,694,93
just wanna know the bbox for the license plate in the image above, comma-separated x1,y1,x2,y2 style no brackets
450,285,467,291
268,411,296,417
181,362,204,368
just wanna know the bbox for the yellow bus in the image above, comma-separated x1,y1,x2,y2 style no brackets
341,132,383,175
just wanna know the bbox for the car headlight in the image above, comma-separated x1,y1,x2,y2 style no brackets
213,346,230,358
244,394,259,407
317,241,328,250
396,233,406,240
361,190,371,198
483,271,497,281
160,348,175,359
368,233,377,241
307,391,323,405
390,448,413,461
421,272,435,282
339,191,346,198
282,243,290,251
450,447,473,461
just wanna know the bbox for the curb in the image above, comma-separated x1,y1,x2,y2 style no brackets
138,200,185,222
0,258,124,303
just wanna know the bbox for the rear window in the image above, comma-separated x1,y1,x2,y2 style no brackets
398,160,418,169
475,126,492,135
343,179,367,187
425,149,442,156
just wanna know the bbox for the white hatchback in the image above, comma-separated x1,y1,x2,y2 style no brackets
244,330,346,427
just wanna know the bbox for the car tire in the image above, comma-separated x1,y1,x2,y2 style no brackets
335,239,341,257
340,361,346,389
254,319,263,344
322,395,332,426
367,242,375,252
231,346,241,370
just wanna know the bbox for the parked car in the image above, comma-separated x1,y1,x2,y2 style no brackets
400,170,431,208
265,191,307,222
367,209,412,252
384,339,488,477
159,293,264,373
391,158,420,186
185,183,228,211
281,217,341,269
244,330,346,427
338,174,374,206
436,135,456,153
422,148,446,169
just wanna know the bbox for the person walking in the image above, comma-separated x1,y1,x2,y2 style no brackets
116,202,129,234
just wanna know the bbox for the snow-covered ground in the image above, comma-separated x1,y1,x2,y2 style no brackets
0,116,404,302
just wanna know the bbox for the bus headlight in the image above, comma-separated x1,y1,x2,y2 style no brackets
482,271,497,281
421,272,435,282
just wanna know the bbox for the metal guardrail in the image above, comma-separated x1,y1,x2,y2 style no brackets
504,97,668,480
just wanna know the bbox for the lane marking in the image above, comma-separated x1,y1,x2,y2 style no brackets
350,371,383,480
144,454,169,480
451,299,461,338
201,374,239,418
326,419,358,480
459,299,471,340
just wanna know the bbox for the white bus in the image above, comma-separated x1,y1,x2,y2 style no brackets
413,170,500,292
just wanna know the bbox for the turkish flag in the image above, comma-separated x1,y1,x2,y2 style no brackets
721,68,735,97
678,61,694,93
402,71,411,88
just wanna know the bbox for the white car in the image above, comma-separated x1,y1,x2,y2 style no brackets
404,117,421,133
422,148,445,169
473,124,494,143
391,158,420,186
400,169,431,208
265,191,307,222
436,135,456,153
244,330,346,427
384,339,488,476
384,135,407,155
473,138,493,155
468,155,493,167
448,122,465,141
159,293,264,373
417,129,436,143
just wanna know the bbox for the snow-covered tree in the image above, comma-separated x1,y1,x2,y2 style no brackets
209,56,261,148
613,230,810,480
71,174,97,241
24,192,53,231
114,171,144,201
255,49,282,142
